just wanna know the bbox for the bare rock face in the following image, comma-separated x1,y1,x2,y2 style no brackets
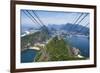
71,47,80,56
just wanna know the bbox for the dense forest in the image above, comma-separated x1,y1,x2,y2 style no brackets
34,36,86,62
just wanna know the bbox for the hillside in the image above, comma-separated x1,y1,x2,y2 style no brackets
34,36,86,62
21,31,49,51
46,36,71,61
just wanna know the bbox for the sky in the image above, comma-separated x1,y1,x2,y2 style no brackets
21,9,90,28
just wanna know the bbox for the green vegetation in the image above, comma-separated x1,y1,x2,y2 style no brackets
21,31,86,61
35,36,86,62
45,36,71,61
34,51,42,61
34,45,49,62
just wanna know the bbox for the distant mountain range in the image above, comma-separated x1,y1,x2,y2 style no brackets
47,23,89,35
21,23,89,35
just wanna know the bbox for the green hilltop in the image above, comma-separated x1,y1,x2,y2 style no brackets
35,36,86,62
45,36,71,61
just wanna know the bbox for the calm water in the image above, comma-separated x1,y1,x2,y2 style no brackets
21,35,89,63
66,35,89,57
21,49,37,63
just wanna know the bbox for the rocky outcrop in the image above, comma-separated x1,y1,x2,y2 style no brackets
71,47,80,56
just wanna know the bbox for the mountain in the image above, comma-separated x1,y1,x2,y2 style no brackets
45,36,71,61
21,30,49,51
61,23,89,34
47,23,89,35
34,36,86,62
